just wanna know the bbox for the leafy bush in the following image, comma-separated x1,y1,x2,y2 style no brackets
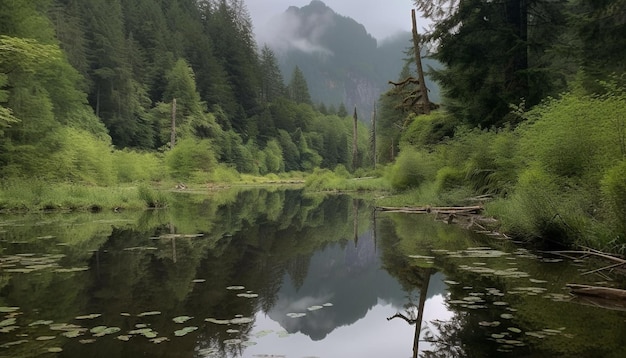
387,148,438,190
165,138,218,179
114,149,163,183
601,160,626,237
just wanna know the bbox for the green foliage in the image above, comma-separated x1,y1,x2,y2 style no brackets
401,111,458,148
113,150,163,183
387,148,438,190
137,184,170,208
600,160,626,237
165,138,218,179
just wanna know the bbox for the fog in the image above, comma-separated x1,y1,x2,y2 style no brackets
248,0,417,47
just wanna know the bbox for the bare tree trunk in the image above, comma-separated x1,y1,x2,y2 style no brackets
412,9,430,115
352,107,358,171
170,98,177,149
371,104,377,168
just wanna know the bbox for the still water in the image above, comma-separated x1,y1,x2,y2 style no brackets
1,188,625,357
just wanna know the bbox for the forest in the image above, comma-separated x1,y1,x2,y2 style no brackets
0,0,625,252
0,0,371,187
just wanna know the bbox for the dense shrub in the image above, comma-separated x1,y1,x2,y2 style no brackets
165,138,218,179
387,148,438,190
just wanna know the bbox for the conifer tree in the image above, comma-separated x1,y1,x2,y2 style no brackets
288,66,312,105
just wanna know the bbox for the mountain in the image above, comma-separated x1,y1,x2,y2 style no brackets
260,0,439,120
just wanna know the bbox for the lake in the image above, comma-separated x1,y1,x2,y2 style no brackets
1,188,625,357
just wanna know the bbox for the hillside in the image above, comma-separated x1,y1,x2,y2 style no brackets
261,0,440,120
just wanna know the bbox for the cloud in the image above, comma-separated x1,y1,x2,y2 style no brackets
256,4,335,55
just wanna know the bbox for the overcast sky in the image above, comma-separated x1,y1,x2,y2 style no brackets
246,0,417,42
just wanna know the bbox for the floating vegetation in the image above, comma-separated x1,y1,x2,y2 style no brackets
448,248,509,259
92,326,121,337
241,341,257,347
508,327,522,333
236,293,259,298
205,318,230,325
76,313,102,320
48,347,63,353
173,316,193,324
192,279,206,283
286,313,306,318
120,313,131,317
137,311,161,317
510,287,547,296
307,305,324,311
226,286,245,290
0,307,19,313
529,278,547,283
500,314,514,320
128,328,158,339
62,330,86,338
226,329,239,334
174,326,198,337
151,337,169,344
0,340,28,349
80,339,96,344
444,280,460,285
493,301,508,306
50,323,83,331
323,303,333,307
230,317,253,325
0,326,18,333
277,330,289,338
117,335,131,341
0,318,17,327
35,336,56,341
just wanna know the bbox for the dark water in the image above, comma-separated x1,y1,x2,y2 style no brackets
1,188,625,357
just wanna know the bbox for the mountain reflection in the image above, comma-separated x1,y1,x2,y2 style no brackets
266,229,444,340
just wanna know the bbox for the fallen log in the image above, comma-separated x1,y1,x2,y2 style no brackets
376,205,483,215
566,284,626,300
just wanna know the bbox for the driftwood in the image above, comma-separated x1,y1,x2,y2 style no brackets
567,284,626,300
376,205,483,215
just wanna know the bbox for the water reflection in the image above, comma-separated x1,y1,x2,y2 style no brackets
1,189,625,357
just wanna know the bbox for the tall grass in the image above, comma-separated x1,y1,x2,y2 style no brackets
0,180,167,212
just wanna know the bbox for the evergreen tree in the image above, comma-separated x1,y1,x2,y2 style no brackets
415,0,567,127
288,66,312,105
259,44,286,103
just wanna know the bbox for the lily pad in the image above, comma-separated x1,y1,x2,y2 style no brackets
444,280,460,285
230,317,254,324
151,337,169,344
138,311,161,317
48,347,63,353
80,339,96,344
236,293,259,298
76,313,102,320
255,330,273,338
35,336,56,341
205,318,230,325
286,313,306,318
29,320,54,327
174,326,198,337
323,303,334,307
508,327,522,333
93,327,121,337
173,316,193,324
117,335,131,341
192,279,206,283
62,329,86,338
0,307,19,313
307,305,324,311
0,318,17,327
226,286,245,290
226,329,239,334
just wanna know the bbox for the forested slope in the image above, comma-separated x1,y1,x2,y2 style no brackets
0,0,372,185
